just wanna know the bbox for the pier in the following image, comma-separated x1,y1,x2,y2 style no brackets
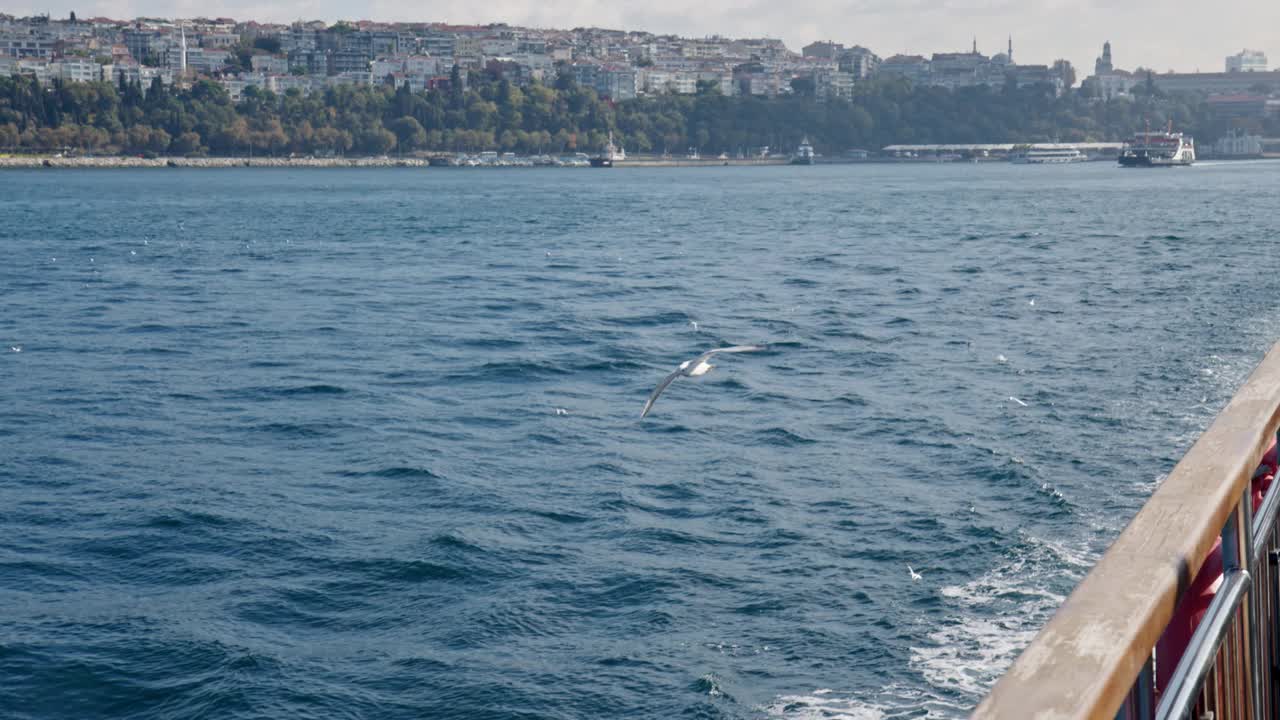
977,343,1280,719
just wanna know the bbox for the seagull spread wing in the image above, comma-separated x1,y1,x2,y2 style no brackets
641,368,684,418
641,345,766,419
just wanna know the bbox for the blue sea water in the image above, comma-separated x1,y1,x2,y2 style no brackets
3,161,1280,719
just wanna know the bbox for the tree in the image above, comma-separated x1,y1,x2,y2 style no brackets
449,65,464,109
695,79,721,96
147,127,171,153
359,125,396,155
170,130,203,155
388,115,426,150
0,64,1230,158
0,123,18,149
253,37,282,54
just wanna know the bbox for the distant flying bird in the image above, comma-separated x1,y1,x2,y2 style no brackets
996,354,1007,363
554,408,568,416
1029,298,1036,306
10,346,21,353
689,321,699,332
1009,396,1028,407
640,345,766,418
908,565,922,581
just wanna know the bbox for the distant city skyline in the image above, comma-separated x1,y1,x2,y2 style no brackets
6,0,1278,76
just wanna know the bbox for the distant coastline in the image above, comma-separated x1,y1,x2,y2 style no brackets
5,153,1275,169
0,154,795,169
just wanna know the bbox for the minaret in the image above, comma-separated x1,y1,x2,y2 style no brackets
179,23,188,76
1007,36,1013,64
972,37,977,54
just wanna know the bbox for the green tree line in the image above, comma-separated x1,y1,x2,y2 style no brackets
0,68,1265,157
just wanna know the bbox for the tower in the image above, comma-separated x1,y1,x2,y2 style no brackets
179,23,188,76
972,37,977,54
1008,35,1013,64
1095,41,1113,76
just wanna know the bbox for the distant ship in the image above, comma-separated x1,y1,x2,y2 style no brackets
791,137,815,165
1119,128,1195,167
1010,147,1089,164
590,132,625,167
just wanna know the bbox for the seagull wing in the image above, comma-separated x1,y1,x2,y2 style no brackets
641,368,684,418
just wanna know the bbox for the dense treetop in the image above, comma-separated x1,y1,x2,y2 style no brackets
0,67,1268,156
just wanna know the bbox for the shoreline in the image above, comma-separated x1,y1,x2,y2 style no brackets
5,154,1276,169
0,155,796,169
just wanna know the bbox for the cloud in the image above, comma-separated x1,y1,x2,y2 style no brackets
12,0,1279,74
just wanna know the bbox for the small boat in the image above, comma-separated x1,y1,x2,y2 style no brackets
590,132,625,167
791,137,815,165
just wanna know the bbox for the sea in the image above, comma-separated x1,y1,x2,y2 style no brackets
2,160,1280,719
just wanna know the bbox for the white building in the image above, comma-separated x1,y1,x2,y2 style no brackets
1093,70,1137,98
696,70,735,95
1,28,56,58
175,48,231,74
405,55,441,77
15,58,53,82
251,55,289,74
53,59,104,83
1226,49,1268,73
641,68,696,94
1212,131,1262,157
219,75,261,101
266,74,315,94
112,64,175,91
200,32,239,48
814,69,855,101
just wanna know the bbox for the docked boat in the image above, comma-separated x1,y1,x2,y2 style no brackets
791,137,815,165
1010,147,1089,164
590,132,625,167
1118,129,1196,167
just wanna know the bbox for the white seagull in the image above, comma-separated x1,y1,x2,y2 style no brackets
10,346,21,353
908,565,922,581
640,345,766,418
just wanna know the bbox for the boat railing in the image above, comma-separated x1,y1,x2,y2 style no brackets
974,342,1280,720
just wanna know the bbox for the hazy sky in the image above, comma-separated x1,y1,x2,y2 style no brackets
14,0,1279,75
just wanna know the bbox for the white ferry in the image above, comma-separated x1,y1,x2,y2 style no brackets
791,137,815,165
1118,130,1195,167
1010,147,1089,164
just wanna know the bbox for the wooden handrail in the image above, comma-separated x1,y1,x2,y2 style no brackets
973,342,1280,719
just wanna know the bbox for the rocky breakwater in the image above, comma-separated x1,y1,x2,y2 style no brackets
0,156,431,169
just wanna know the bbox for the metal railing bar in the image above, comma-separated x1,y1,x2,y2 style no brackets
1137,656,1154,720
1156,570,1252,720
1241,490,1263,720
1271,550,1280,720
1254,475,1280,570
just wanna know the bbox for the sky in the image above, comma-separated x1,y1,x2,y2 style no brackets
11,0,1280,76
